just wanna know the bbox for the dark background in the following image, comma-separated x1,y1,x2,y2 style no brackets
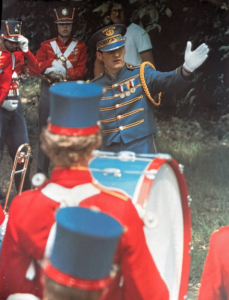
2,0,229,121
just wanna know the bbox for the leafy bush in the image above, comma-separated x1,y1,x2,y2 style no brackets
2,0,229,117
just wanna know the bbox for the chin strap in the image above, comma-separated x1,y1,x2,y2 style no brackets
140,62,161,106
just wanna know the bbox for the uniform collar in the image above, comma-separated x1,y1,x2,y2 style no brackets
104,63,127,81
49,167,93,187
57,36,72,47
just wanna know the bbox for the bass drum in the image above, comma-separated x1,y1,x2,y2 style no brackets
89,151,191,300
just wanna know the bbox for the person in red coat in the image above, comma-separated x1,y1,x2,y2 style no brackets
0,49,12,105
35,6,87,178
4,206,123,300
0,20,40,200
0,81,169,300
198,226,229,300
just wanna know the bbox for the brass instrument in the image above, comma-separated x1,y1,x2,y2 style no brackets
4,143,31,213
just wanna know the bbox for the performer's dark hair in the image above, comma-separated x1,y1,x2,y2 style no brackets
40,127,101,168
44,275,103,300
107,0,131,27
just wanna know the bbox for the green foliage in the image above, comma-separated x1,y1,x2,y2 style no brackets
3,0,229,117
158,127,229,284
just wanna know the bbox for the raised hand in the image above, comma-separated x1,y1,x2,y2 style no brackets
18,35,29,53
184,41,209,72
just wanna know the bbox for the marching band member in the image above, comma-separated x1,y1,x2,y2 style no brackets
35,6,87,178
0,20,40,200
0,81,169,300
6,207,124,300
94,0,155,77
89,24,209,154
43,207,123,300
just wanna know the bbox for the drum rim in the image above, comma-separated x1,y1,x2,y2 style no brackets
135,157,191,300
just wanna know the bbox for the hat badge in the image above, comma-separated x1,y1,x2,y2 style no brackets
62,8,68,16
14,24,20,33
105,29,114,37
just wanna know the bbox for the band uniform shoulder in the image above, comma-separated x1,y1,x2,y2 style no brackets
72,37,79,42
126,63,141,70
40,37,57,46
91,72,104,82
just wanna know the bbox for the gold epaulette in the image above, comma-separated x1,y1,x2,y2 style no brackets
126,63,140,70
91,72,104,82
86,79,90,83
92,179,128,201
140,62,161,106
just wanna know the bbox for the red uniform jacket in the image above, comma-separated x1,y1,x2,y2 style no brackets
35,37,87,80
13,50,40,78
0,49,12,104
0,168,169,300
198,226,229,300
0,44,40,105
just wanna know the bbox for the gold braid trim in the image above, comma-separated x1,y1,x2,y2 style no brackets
105,74,140,89
100,95,143,112
139,62,161,106
102,119,144,134
100,108,144,123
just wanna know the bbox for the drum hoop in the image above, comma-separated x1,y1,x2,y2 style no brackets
135,157,191,300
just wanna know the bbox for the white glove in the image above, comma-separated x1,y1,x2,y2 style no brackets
17,35,29,52
12,71,18,79
7,294,41,300
44,66,56,74
0,214,8,243
52,59,66,74
183,41,209,72
1,100,18,111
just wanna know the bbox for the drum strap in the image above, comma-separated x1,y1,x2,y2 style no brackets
92,179,128,201
41,182,101,205
11,53,15,70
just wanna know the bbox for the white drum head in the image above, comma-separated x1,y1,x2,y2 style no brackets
138,163,184,300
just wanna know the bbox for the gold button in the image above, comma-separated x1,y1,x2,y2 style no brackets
114,94,118,97
115,104,120,108
117,115,121,119
119,126,123,131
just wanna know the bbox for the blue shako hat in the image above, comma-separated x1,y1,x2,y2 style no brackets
89,24,126,52
45,207,123,290
48,81,103,136
1,20,22,42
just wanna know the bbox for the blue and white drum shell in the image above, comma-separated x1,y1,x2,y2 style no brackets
89,150,191,300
